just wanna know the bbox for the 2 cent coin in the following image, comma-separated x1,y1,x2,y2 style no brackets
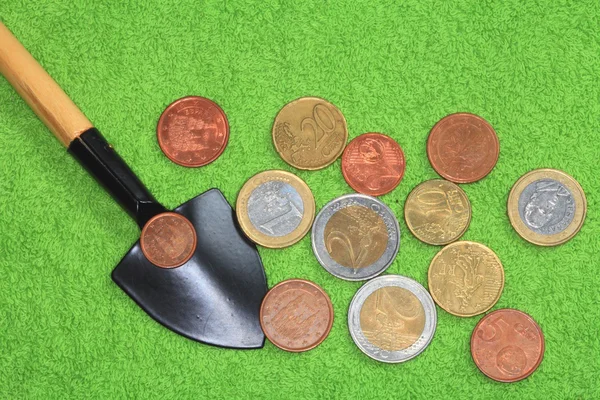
427,113,499,183
260,279,333,352
341,133,406,196
471,309,545,382
140,212,197,268
272,97,348,170
157,96,229,167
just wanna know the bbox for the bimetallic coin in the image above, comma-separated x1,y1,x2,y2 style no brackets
260,279,333,352
471,309,545,382
157,96,229,167
312,194,400,281
427,113,499,183
341,133,406,196
272,97,348,170
405,179,471,245
428,241,504,317
348,275,437,363
140,212,197,268
236,170,315,248
507,169,586,246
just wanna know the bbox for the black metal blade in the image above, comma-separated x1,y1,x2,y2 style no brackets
112,189,267,349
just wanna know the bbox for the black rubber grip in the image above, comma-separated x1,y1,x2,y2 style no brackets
68,128,166,228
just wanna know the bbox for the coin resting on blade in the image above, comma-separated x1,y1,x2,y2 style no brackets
260,279,333,352
341,133,406,196
471,309,544,382
428,241,504,317
140,212,197,268
157,96,229,167
348,275,437,363
236,170,315,248
311,194,400,281
427,113,499,183
272,97,348,170
507,168,586,246
405,179,471,245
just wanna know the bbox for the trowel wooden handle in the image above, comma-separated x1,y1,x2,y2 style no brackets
0,22,93,146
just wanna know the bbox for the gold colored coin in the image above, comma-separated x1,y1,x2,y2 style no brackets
324,205,388,269
272,97,348,170
507,168,586,246
236,170,315,248
359,286,426,351
404,179,471,245
428,241,504,317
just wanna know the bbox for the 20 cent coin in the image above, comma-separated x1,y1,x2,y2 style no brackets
312,194,400,281
348,275,437,363
236,170,315,248
140,212,197,268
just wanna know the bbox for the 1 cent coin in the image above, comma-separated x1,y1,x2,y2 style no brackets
405,179,471,245
471,309,545,382
140,212,197,268
260,279,333,352
427,113,499,183
157,96,229,167
428,241,504,317
507,168,587,246
272,97,348,170
236,170,315,248
341,133,406,196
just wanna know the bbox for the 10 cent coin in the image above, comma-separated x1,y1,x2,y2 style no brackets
236,170,315,248
140,212,197,268
260,279,334,352
312,194,400,281
507,168,587,246
471,309,545,382
428,241,504,317
272,97,348,170
404,179,471,245
348,275,437,363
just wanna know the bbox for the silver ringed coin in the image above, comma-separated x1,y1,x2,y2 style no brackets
311,193,400,281
348,275,437,363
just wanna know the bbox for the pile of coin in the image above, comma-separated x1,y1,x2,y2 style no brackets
155,95,587,382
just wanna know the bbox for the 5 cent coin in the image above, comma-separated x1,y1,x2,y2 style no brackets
405,179,471,245
507,168,587,246
348,275,437,363
272,97,348,170
341,133,406,196
427,113,499,183
312,194,400,281
428,241,504,317
236,170,315,248
140,212,197,268
471,309,545,382
157,96,229,167
260,279,333,352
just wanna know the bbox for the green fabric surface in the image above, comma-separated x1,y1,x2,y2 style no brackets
1,1,598,398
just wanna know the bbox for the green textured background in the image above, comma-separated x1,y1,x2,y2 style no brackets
1,1,598,398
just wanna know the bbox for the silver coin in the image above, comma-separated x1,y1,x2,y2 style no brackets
348,275,437,363
517,178,575,235
247,181,304,237
311,193,400,281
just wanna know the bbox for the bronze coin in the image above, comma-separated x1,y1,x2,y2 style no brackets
140,212,197,268
260,279,334,352
341,133,406,196
157,96,229,167
427,113,499,183
471,309,545,382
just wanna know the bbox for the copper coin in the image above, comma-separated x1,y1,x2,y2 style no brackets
157,96,229,167
260,279,333,352
341,133,406,196
471,309,545,382
427,113,499,183
140,212,197,268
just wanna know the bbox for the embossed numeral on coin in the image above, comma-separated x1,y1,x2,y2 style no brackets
300,104,337,154
259,201,303,235
326,230,367,272
477,317,510,342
